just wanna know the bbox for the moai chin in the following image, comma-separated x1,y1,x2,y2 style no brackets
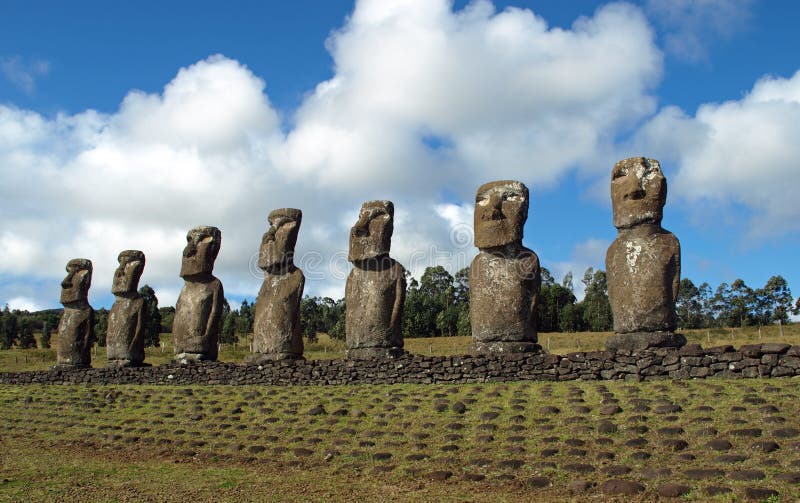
172,226,224,363
56,258,95,368
106,250,147,367
247,208,306,363
469,180,541,354
605,157,685,351
345,200,406,359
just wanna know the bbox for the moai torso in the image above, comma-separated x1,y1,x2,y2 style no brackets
345,200,406,358
469,247,539,343
606,226,680,333
345,259,405,350
253,268,305,356
56,307,94,367
469,181,541,353
604,157,684,351
173,226,224,362
107,250,146,365
172,278,223,359
250,208,306,360
56,258,94,367
107,296,145,363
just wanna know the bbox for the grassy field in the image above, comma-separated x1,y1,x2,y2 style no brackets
2,379,800,501
1,324,799,373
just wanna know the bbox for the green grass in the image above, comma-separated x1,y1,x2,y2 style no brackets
2,379,800,501
2,324,799,373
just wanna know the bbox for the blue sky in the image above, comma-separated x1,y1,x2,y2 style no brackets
1,0,799,311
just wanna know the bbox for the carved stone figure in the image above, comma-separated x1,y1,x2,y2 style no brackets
469,180,541,353
247,208,305,363
106,250,147,367
172,226,224,362
56,258,95,367
605,157,685,351
345,200,406,359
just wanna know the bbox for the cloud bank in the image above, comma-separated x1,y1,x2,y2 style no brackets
2,0,795,311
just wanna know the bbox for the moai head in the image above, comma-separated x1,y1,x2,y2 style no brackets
112,250,145,295
474,180,529,249
60,258,92,305
180,226,221,279
611,157,667,229
259,208,302,272
349,200,394,262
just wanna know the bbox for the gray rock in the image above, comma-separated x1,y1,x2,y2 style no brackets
106,250,146,367
469,181,541,354
173,226,224,362
606,158,682,351
55,259,94,368
345,201,406,359
250,209,305,361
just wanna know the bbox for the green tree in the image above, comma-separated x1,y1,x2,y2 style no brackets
697,282,714,328
763,275,793,324
139,285,162,347
236,299,254,335
158,306,175,333
402,277,437,338
580,268,612,331
40,319,52,348
711,282,732,327
18,319,36,349
676,278,703,329
0,305,19,349
221,311,238,344
300,296,323,342
328,299,346,340
560,302,586,332
537,282,577,333
729,279,754,328
93,308,109,347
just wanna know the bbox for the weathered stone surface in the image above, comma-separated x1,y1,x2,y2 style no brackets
249,209,305,361
106,250,146,367
606,157,682,351
345,201,406,359
606,332,686,352
4,342,800,386
173,226,224,363
55,258,95,368
469,181,541,354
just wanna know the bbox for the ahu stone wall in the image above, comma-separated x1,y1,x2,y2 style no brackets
2,343,800,386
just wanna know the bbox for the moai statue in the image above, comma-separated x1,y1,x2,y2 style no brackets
605,157,684,351
172,226,224,363
345,200,406,359
469,180,541,354
247,208,305,363
56,259,95,367
106,250,147,367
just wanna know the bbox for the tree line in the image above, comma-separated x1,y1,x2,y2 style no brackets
676,276,796,329
2,270,799,349
0,285,163,350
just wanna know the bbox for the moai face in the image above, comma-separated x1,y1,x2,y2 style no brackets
474,180,529,249
611,157,667,229
349,200,394,262
259,208,302,272
180,226,221,279
60,258,92,305
112,250,145,295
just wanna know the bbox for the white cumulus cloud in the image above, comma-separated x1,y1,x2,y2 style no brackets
630,69,800,237
0,0,664,310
